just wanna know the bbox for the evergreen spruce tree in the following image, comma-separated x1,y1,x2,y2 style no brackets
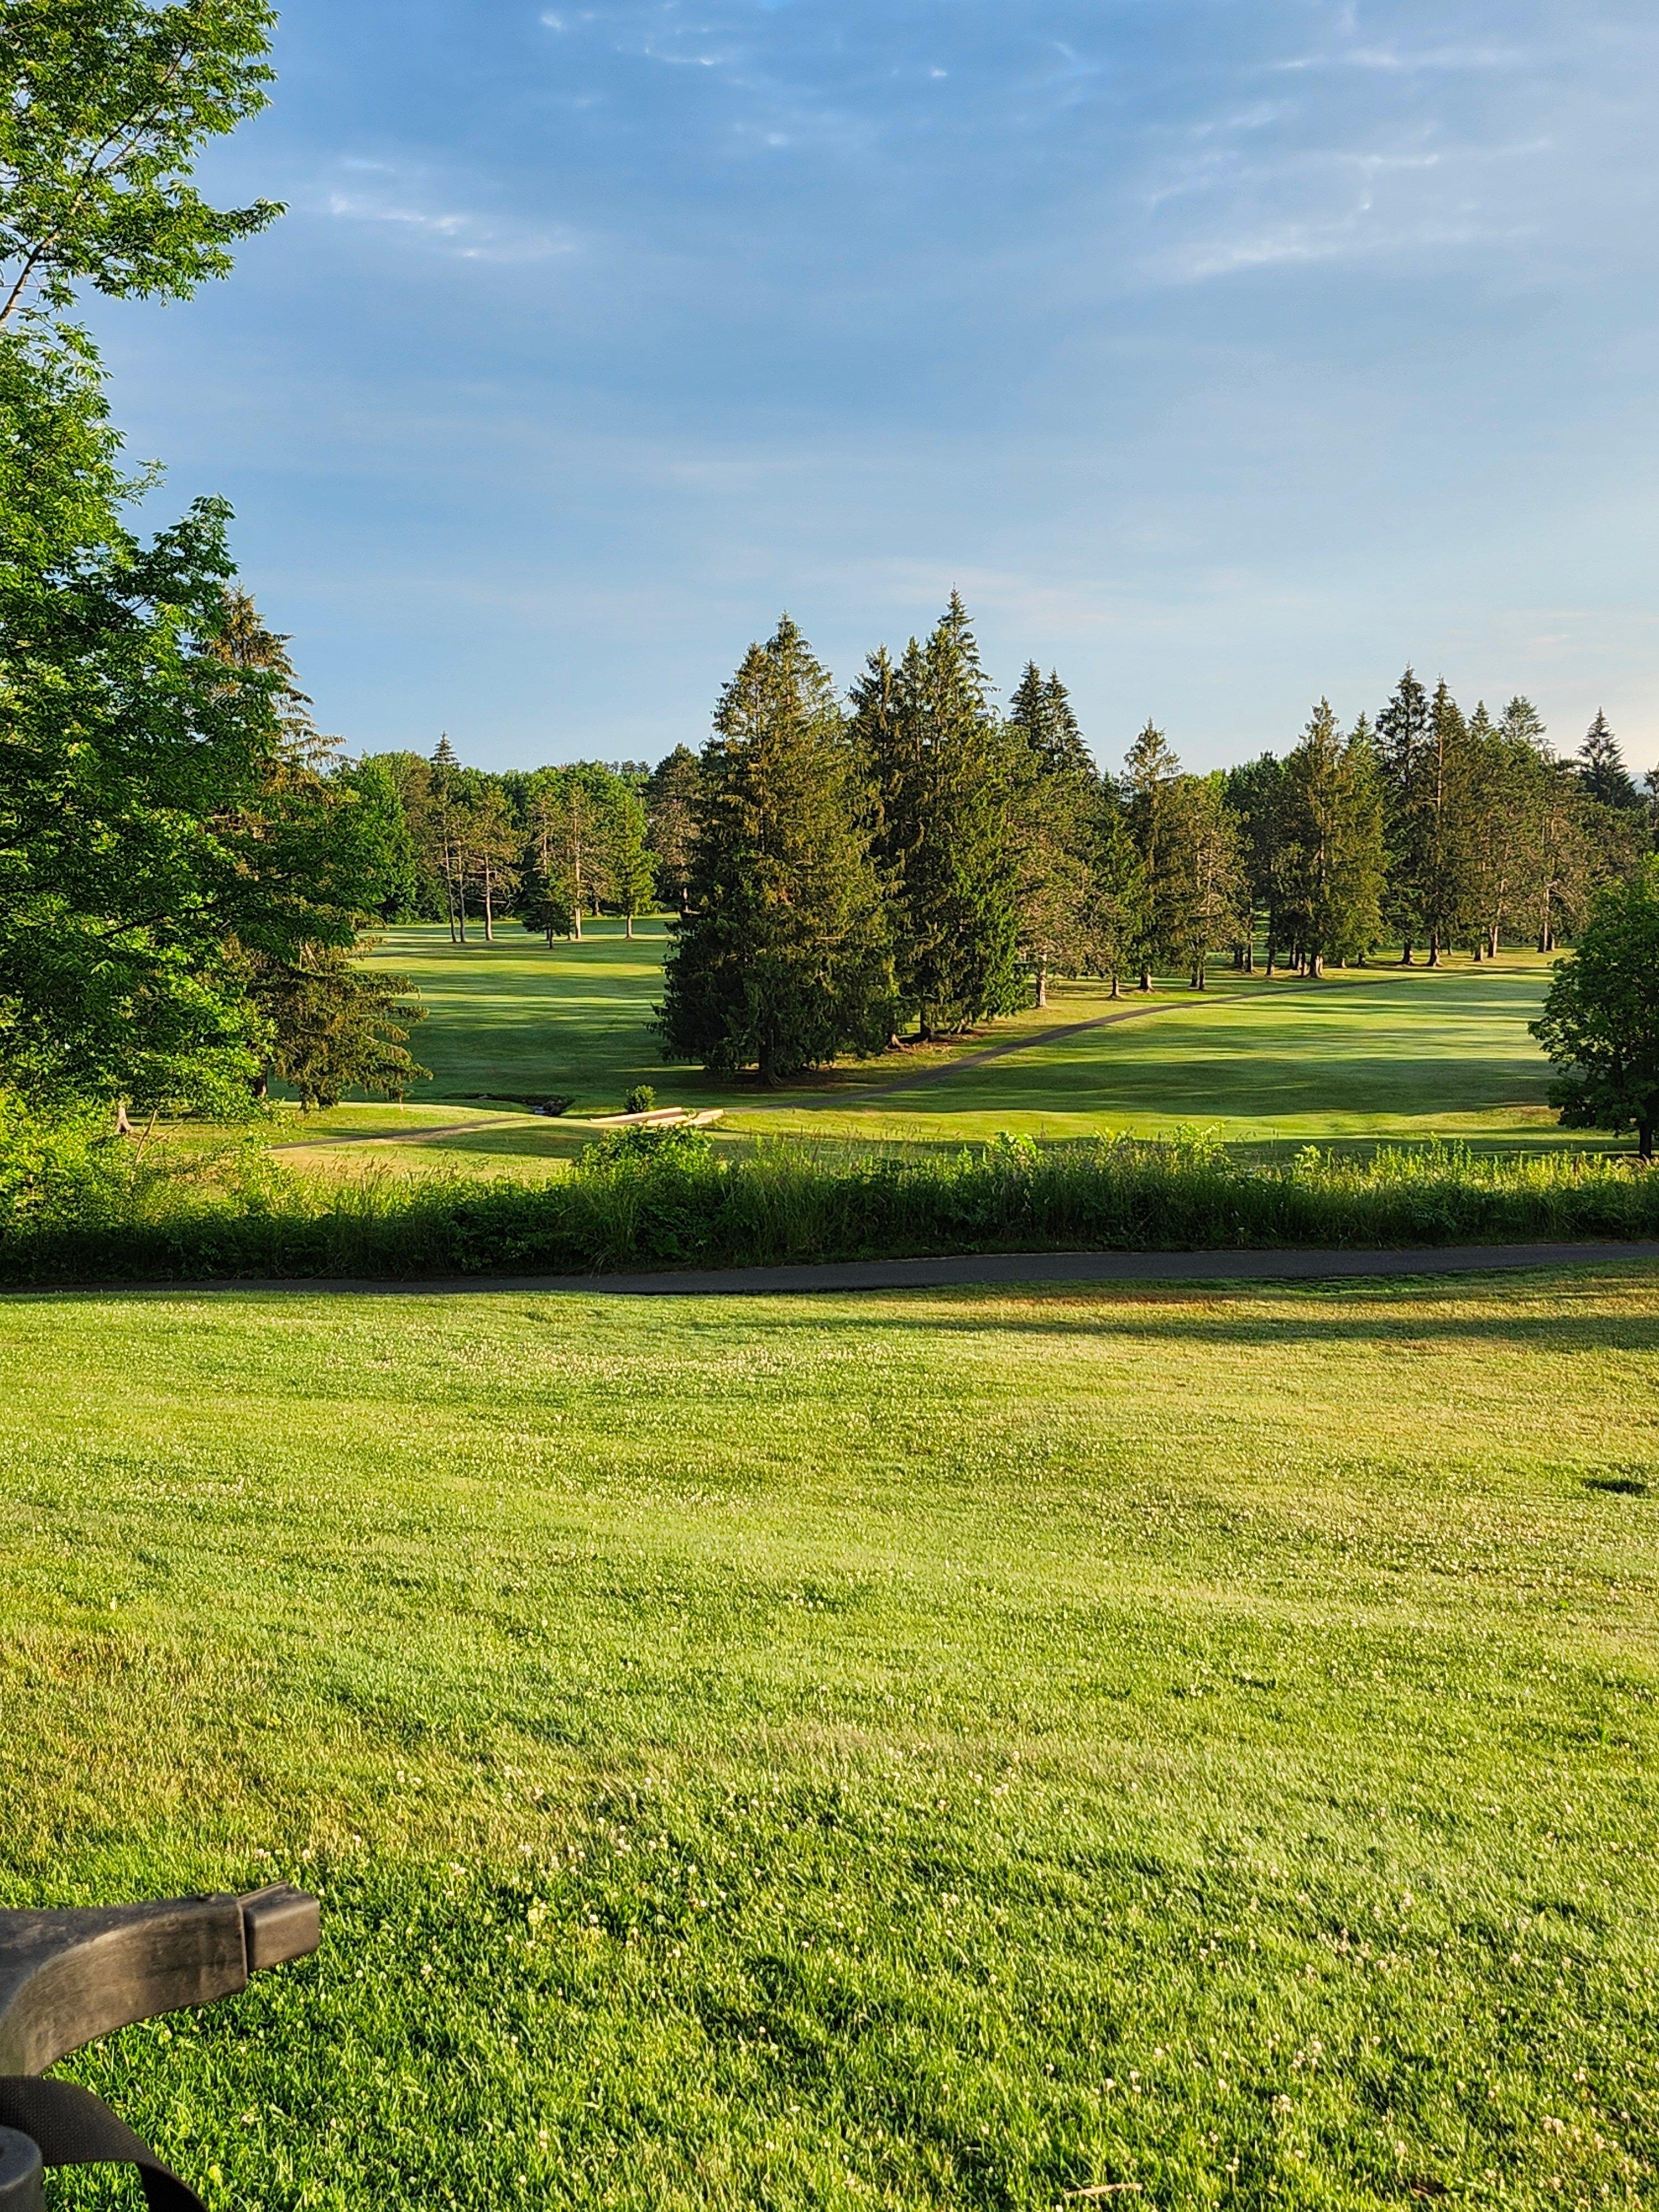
428,734,467,941
1375,668,1432,961
1081,785,1147,997
659,617,893,1082
856,597,1021,1036
1578,711,1641,810
645,746,702,914
248,941,427,1108
601,782,656,937
1006,664,1097,1005
1276,701,1385,975
1007,662,1095,780
1120,721,1184,989
1165,772,1244,989
1418,679,1473,964
1223,753,1285,971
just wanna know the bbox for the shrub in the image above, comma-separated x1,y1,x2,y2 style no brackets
623,1085,657,1115
2,1131,1656,1288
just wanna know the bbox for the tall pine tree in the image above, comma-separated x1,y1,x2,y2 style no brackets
1375,667,1432,962
1120,721,1185,989
1005,664,1097,1006
1276,701,1385,975
659,617,893,1083
856,596,1021,1035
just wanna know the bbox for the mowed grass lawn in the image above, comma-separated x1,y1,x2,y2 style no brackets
313,930,1580,1178
5,1266,1656,2209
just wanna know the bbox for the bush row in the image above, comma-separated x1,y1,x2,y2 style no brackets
1,1124,1656,1287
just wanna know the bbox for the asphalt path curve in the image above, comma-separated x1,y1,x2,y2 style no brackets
14,1242,1659,1301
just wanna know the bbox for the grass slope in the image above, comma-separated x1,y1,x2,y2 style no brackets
747,967,1567,1152
326,931,1577,1178
6,1267,1655,2208
361,921,689,1113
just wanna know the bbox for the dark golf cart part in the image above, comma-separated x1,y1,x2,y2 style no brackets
0,1884,319,2209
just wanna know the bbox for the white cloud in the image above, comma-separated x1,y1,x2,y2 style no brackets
1276,43,1531,74
317,173,578,264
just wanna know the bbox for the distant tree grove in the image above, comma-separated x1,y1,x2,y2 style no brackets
338,606,1656,1088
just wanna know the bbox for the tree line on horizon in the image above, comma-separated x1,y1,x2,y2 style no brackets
351,599,1656,1083
0,2,1651,1119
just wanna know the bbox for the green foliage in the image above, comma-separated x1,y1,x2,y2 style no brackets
1119,719,1186,987
0,329,380,1109
519,762,644,943
1578,709,1641,811
1005,663,1098,1004
7,1128,1659,1285
623,1083,656,1114
1532,858,1659,1156
1274,701,1386,973
0,0,281,325
661,617,895,1083
249,941,428,1110
577,1119,713,1176
645,744,702,914
859,597,1021,1035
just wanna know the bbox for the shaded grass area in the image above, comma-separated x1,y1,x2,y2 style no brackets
344,931,1577,1166
7,1135,1659,1288
6,1268,1657,2208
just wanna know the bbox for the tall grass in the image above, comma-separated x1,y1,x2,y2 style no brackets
2,1124,1657,1286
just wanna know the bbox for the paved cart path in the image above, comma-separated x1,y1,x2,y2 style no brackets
11,1241,1659,1301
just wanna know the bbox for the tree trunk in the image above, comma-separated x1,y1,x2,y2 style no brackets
1427,932,1440,968
625,914,635,940
1640,1114,1656,1164
114,1100,133,1136
1401,941,1413,966
483,869,494,943
1034,958,1048,1009
1139,966,1151,992
571,908,582,942
1109,972,1120,999
1310,951,1324,979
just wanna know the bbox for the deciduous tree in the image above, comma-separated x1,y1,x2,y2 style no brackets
1532,859,1659,1159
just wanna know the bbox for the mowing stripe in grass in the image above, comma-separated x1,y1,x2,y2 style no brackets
753,966,1406,1110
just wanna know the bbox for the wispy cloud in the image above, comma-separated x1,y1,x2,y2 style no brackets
1275,42,1532,74
315,166,578,263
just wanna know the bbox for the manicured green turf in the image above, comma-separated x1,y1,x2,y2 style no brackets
7,1266,1656,2208
337,929,1586,1174
359,920,697,1117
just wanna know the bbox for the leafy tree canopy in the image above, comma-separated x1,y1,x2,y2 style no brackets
0,0,280,326
1531,858,1659,1158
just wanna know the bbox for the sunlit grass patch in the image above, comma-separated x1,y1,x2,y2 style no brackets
7,1267,1657,2208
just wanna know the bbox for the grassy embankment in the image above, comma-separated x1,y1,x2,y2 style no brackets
269,927,1587,1185
9,1265,1657,2209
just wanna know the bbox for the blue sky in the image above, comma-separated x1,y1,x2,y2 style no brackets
96,1,1659,774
